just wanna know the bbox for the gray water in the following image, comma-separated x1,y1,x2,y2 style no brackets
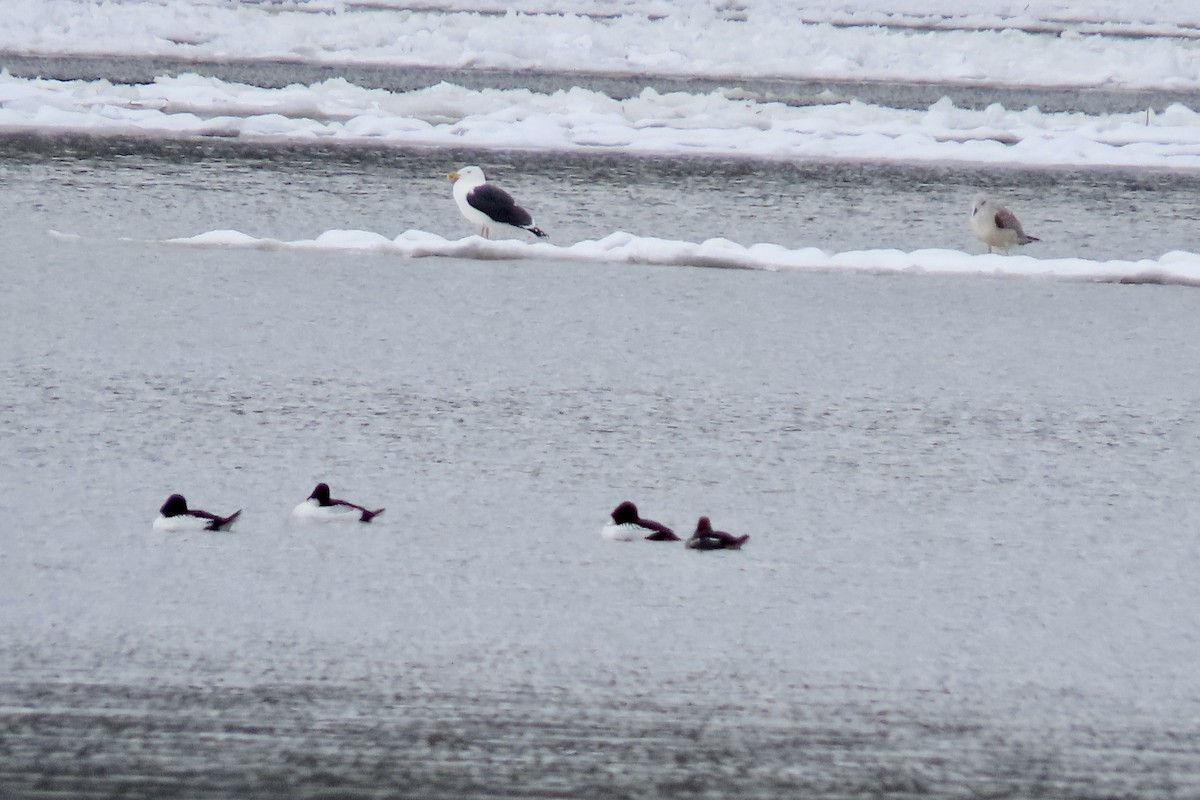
5,135,1200,797
1,133,1198,259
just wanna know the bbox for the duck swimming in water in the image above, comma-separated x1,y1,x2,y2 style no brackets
153,494,241,532
601,501,679,541
292,483,384,523
685,516,749,550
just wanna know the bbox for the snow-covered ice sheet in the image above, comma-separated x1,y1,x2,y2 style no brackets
5,73,1200,170
159,227,1200,286
4,0,1200,90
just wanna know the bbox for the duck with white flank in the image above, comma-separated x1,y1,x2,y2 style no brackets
447,165,548,240
292,483,384,523
686,517,749,550
153,494,241,532
601,501,680,541
969,194,1040,254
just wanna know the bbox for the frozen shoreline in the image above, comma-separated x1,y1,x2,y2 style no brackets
5,1,1200,91
5,1,1200,175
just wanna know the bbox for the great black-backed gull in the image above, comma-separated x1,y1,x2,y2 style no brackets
447,165,548,240
970,194,1041,254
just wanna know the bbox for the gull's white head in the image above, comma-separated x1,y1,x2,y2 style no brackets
970,193,991,217
447,165,486,186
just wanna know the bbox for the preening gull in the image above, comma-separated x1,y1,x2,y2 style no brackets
447,165,548,240
970,194,1040,254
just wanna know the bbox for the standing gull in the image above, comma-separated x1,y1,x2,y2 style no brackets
447,165,548,240
970,194,1040,254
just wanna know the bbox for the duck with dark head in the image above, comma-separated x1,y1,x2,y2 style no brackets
686,516,749,550
602,501,680,541
293,483,384,523
154,494,242,532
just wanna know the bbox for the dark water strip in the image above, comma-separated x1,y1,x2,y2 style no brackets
2,681,1200,799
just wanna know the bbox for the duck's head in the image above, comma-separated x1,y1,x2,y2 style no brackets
160,494,188,517
611,501,639,524
309,483,332,505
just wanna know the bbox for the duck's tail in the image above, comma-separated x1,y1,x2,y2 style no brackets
208,509,242,531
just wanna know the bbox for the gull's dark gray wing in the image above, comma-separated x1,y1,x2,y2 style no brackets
993,206,1025,235
994,206,1039,242
467,183,535,227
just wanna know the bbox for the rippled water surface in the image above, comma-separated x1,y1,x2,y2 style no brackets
4,135,1200,798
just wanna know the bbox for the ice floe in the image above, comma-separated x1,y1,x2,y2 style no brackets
5,0,1200,89
163,227,1200,286
4,73,1200,170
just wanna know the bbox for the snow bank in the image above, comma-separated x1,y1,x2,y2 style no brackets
163,227,1200,286
5,73,1200,170
3,0,1200,90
